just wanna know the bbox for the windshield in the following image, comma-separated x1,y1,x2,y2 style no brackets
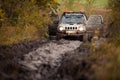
87,16,102,25
60,15,85,24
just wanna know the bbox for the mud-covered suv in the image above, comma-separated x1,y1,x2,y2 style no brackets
86,15,104,41
57,12,88,41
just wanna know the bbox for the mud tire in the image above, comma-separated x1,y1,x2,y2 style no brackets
57,34,62,40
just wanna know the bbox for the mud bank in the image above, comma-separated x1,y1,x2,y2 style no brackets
0,39,48,80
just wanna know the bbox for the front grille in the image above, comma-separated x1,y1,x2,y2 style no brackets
65,27,77,30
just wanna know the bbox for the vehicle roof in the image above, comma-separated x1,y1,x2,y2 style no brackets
63,12,85,16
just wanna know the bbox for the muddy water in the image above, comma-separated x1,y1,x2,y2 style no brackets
18,39,82,80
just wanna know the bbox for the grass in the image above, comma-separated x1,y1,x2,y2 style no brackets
58,0,108,7
81,0,108,7
89,43,120,80
0,26,43,45
94,0,108,7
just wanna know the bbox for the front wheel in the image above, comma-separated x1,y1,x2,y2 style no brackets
56,34,62,40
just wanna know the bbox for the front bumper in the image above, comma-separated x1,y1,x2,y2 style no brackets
57,30,86,37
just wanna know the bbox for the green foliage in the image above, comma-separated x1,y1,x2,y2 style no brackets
0,0,50,26
89,1,120,79
17,0,42,27
94,0,108,6
36,0,55,8
0,0,21,25
109,21,120,46
84,0,96,15
109,0,120,11
108,0,120,46
51,0,82,18
0,0,55,45
0,8,6,27
59,0,81,11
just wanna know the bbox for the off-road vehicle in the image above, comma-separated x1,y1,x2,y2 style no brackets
57,12,88,41
49,12,104,41
86,15,104,41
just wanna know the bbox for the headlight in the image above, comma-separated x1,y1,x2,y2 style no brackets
78,25,86,31
59,26,64,31
79,27,84,31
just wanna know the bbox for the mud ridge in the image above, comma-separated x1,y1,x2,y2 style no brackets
0,39,49,80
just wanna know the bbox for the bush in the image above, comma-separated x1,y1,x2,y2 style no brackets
0,8,6,27
107,0,120,46
90,43,120,80
0,0,51,45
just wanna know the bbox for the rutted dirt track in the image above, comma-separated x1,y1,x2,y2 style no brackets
19,40,83,80
0,39,92,80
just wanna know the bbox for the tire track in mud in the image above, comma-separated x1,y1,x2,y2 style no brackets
51,44,92,80
0,38,106,80
18,40,83,80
